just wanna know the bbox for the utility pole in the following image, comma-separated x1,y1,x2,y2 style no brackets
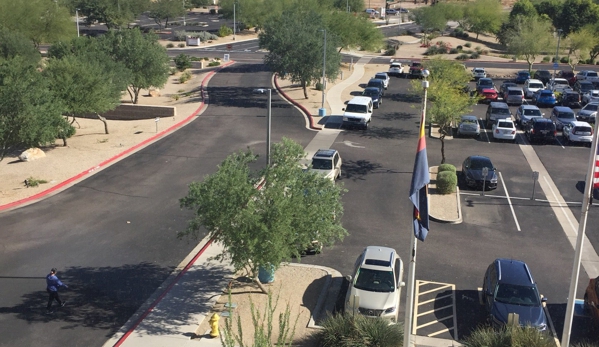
553,29,563,79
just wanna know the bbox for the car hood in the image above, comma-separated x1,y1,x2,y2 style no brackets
351,287,398,311
579,109,597,116
466,169,497,181
492,302,546,328
310,168,335,180
522,115,543,121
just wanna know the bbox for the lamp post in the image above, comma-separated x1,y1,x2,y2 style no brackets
76,8,80,37
553,29,563,79
267,88,271,166
320,29,327,114
233,3,236,41
347,0,349,12
403,69,430,347
183,0,186,26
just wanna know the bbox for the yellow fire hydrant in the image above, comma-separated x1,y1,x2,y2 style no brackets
209,313,220,338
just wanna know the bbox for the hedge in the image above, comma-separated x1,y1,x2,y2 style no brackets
438,164,456,174
437,171,457,194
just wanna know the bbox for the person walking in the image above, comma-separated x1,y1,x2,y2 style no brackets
46,268,68,313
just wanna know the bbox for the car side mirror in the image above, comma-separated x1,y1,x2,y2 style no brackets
542,113,545,116
342,108,345,111
345,275,353,282
541,297,548,303
398,281,405,287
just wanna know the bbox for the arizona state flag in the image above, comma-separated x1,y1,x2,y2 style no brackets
408,111,430,241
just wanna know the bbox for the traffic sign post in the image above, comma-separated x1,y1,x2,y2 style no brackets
481,167,489,196
553,62,559,69
531,171,539,200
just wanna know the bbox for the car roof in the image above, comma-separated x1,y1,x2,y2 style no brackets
507,87,523,91
479,78,493,82
517,70,530,74
461,115,478,120
362,246,396,268
495,258,535,286
553,78,569,82
533,117,553,122
348,96,373,104
527,79,543,84
364,87,380,91
553,106,574,112
473,68,485,71
539,90,553,94
313,149,337,158
490,102,509,107
521,105,540,110
375,72,388,77
569,121,592,127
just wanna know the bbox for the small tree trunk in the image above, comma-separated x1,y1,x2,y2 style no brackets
254,276,269,294
96,113,109,134
440,134,446,164
62,136,67,147
302,80,308,99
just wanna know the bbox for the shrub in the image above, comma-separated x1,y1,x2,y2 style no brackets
464,42,472,48
475,45,482,52
204,57,210,61
456,45,463,51
177,43,185,48
425,46,442,55
174,54,192,71
218,25,233,37
406,29,415,35
315,82,323,91
208,61,221,67
190,56,202,61
560,56,570,63
384,47,396,56
452,27,464,37
25,177,48,187
166,43,175,48
169,67,177,75
456,53,469,60
315,314,403,347
436,171,457,194
481,49,489,55
470,52,480,59
542,56,551,62
179,71,192,83
461,325,556,347
449,48,459,54
438,164,456,174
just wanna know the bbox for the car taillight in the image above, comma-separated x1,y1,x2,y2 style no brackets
495,129,499,133
511,130,515,134
554,130,557,136
531,129,535,134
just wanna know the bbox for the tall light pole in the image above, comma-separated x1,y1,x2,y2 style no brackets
347,0,349,12
403,69,430,347
267,89,271,166
553,29,563,79
233,2,236,41
183,0,186,26
76,8,80,37
320,29,327,113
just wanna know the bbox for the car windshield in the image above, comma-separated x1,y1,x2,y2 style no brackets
534,121,554,130
574,126,592,133
498,121,514,128
579,84,593,92
508,90,522,95
311,158,333,170
529,83,543,89
354,268,395,293
495,283,541,306
518,72,529,77
584,104,598,111
558,112,575,119
492,107,511,115
368,81,382,88
479,80,493,86
461,118,477,124
470,158,493,170
523,109,542,116
375,74,386,79
588,72,598,77
540,91,553,97
537,71,550,77
363,89,379,97
345,104,368,113
554,80,569,85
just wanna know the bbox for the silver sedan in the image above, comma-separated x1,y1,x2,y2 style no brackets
456,115,480,137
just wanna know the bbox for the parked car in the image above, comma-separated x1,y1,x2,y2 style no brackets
373,72,390,89
482,258,548,331
462,155,498,190
342,96,373,130
485,102,511,129
492,118,517,142
577,102,598,123
584,276,599,323
456,115,480,137
408,61,424,79
550,106,576,130
345,246,404,323
582,90,599,105
515,105,544,128
398,7,409,13
576,70,599,83
532,89,556,108
472,68,487,80
562,121,593,145
362,87,383,109
557,70,576,85
309,149,342,181
479,88,498,103
547,78,571,93
365,8,379,15
386,8,399,15
504,87,525,106
557,90,581,108
514,70,531,84
499,82,518,98
525,118,557,143
534,70,552,84
388,61,402,77
367,78,385,96
476,78,495,94
574,80,595,95
524,79,544,98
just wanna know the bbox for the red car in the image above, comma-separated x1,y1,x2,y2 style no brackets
558,70,577,86
585,276,599,322
479,88,498,103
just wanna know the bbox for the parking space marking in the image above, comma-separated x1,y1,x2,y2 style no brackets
412,280,458,340
554,137,566,149
498,171,521,231
479,118,490,143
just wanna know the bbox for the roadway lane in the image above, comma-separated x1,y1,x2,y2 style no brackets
0,63,314,347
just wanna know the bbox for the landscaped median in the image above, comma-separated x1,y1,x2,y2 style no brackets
428,165,462,224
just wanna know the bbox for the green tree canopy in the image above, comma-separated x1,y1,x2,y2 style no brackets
413,4,449,34
412,59,474,164
510,0,538,19
462,0,504,39
179,138,347,293
0,27,41,66
553,0,599,35
505,16,555,72
259,2,341,99
0,57,73,161
148,0,186,29
325,11,384,53
565,26,598,70
67,0,150,29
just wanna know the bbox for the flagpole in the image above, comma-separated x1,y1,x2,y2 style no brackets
561,119,599,347
404,70,430,347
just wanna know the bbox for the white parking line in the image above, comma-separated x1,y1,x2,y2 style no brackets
554,136,566,149
498,171,521,232
479,118,490,143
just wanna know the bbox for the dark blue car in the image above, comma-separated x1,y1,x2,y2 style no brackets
483,259,548,331
532,89,556,108
515,70,531,84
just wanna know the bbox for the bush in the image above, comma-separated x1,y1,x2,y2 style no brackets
177,43,185,48
384,47,396,56
464,42,472,48
560,56,569,63
169,67,177,75
25,177,48,187
179,71,192,83
456,53,470,60
218,25,233,37
208,61,221,67
449,48,459,54
315,314,403,347
542,56,551,62
481,49,489,55
174,54,192,71
461,325,556,347
438,164,456,174
452,27,464,37
166,43,175,48
425,46,442,55
456,45,463,51
174,30,218,42
470,52,480,59
436,171,457,194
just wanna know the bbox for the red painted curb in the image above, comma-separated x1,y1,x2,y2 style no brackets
113,236,215,347
273,75,321,130
0,61,235,212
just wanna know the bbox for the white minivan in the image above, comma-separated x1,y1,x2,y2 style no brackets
343,96,373,130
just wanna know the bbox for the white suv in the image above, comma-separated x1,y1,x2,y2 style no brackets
309,149,342,181
576,70,599,83
345,246,404,323
562,121,594,145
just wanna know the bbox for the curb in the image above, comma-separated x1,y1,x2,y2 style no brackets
429,186,463,224
273,74,322,130
0,61,235,213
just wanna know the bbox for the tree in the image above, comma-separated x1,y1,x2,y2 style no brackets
259,3,341,99
510,0,537,19
0,27,41,66
565,26,598,70
0,57,73,161
413,4,448,40
148,0,186,29
462,0,503,39
332,0,363,12
218,0,267,29
411,59,475,164
179,138,347,293
505,16,555,72
98,29,170,104
552,0,599,35
67,0,150,29
189,0,211,7
325,11,384,53
0,0,75,46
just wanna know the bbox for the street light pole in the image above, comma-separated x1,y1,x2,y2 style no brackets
267,89,272,166
553,29,562,79
347,0,349,12
233,3,236,41
76,8,80,37
183,0,186,26
321,29,327,110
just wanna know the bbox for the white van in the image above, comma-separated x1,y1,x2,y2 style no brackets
342,96,373,130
